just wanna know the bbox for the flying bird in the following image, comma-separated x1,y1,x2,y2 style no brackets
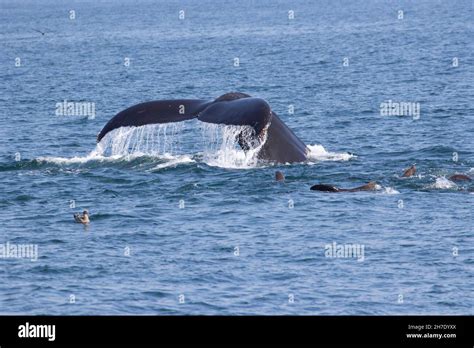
32,29,46,36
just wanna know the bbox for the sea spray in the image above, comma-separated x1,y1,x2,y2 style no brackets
307,144,355,162
199,123,266,168
428,177,458,190
97,123,186,157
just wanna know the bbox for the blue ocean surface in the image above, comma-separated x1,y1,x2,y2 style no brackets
0,0,472,315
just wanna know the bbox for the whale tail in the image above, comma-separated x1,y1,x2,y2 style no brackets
97,93,308,163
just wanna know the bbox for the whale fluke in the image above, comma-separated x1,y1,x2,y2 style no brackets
97,92,309,164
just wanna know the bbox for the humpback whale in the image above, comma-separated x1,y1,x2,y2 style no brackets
97,92,308,164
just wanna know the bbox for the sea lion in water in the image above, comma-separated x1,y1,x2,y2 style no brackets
311,181,377,192
74,210,90,224
402,165,416,177
449,174,472,182
97,92,309,164
275,171,285,182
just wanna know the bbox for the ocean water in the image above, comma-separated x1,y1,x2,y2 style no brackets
0,0,473,315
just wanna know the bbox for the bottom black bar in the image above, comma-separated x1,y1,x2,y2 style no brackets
0,316,472,346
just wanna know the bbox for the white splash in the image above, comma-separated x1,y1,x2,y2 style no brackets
307,144,355,162
399,173,423,179
37,155,101,165
37,124,189,165
200,123,266,169
36,149,118,165
150,154,195,171
429,177,457,189
381,186,400,194
97,123,185,157
370,184,399,194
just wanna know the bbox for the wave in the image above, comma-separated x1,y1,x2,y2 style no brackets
307,144,355,162
149,154,195,171
36,153,116,165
